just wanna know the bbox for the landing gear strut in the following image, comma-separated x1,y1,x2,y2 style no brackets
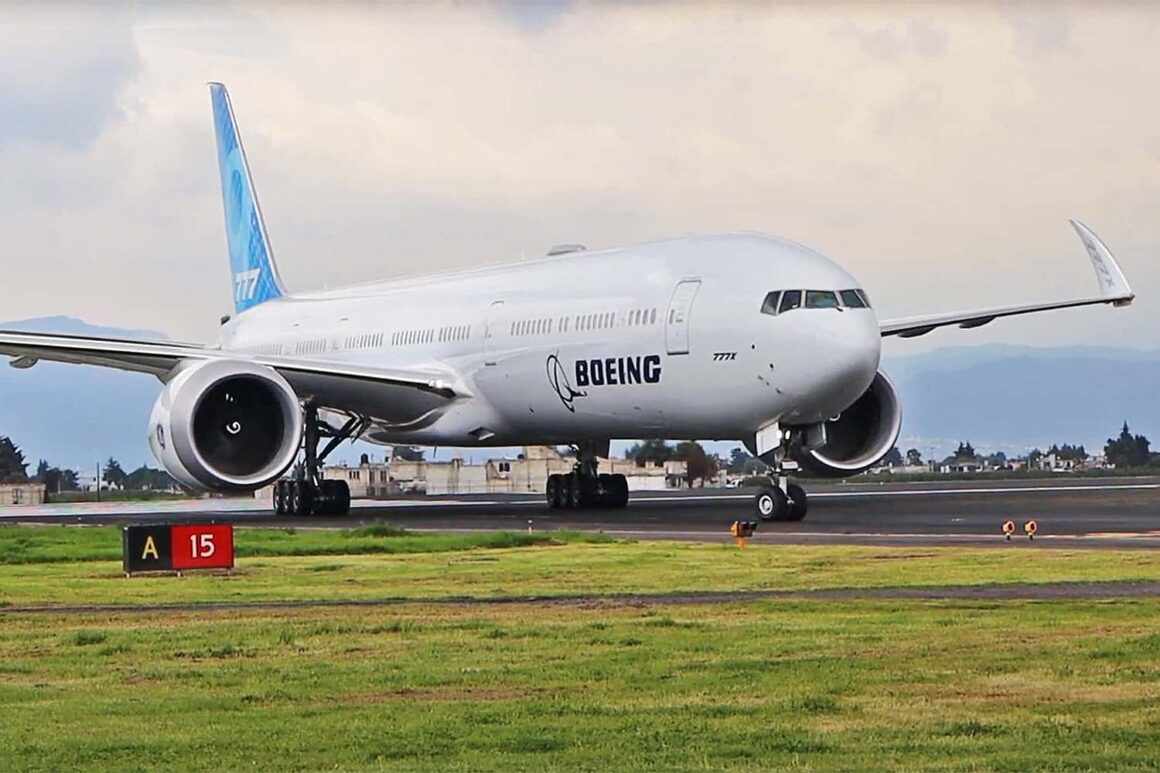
753,425,809,522
546,441,629,510
273,402,367,516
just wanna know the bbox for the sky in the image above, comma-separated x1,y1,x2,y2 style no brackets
1,2,1157,355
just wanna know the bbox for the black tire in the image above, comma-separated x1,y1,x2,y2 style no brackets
315,480,336,515
785,483,808,522
333,479,350,515
318,479,350,516
578,476,599,509
610,474,629,508
596,473,613,508
290,481,315,517
546,474,562,509
564,474,580,508
754,485,788,522
273,481,286,515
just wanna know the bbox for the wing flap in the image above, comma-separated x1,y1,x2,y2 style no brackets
879,220,1134,339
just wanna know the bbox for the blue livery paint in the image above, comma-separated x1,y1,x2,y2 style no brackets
209,83,286,313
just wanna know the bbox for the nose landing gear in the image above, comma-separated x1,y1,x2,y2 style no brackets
273,401,367,517
545,441,629,509
753,479,807,522
751,422,809,522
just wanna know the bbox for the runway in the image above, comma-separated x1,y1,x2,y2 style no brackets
3,476,1158,548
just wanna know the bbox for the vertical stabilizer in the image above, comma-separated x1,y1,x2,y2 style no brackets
209,82,286,313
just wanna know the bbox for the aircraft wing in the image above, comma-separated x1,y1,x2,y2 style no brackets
0,331,465,419
879,220,1134,338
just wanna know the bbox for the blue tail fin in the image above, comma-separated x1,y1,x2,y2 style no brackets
209,83,286,313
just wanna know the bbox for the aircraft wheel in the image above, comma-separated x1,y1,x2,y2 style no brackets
578,476,599,508
754,485,788,522
290,480,315,516
546,474,563,509
610,474,629,508
596,473,614,508
786,483,808,522
564,474,581,508
273,481,287,514
338,481,351,515
317,480,351,516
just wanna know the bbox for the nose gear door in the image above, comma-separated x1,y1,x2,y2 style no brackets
665,279,701,355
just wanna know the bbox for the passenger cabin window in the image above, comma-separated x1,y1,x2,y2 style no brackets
805,290,840,309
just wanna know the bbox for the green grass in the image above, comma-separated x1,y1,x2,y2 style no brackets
1,527,1159,769
47,491,191,503
0,523,612,565
0,525,1157,608
1,598,1158,770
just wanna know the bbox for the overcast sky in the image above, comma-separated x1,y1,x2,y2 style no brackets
2,2,1157,355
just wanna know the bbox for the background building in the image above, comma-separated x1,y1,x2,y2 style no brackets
0,483,47,506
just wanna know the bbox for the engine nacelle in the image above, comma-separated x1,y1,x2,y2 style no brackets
791,371,903,477
148,360,303,492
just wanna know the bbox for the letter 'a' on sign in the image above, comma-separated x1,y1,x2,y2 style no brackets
123,525,173,574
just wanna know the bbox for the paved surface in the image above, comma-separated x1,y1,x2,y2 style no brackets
3,477,1159,549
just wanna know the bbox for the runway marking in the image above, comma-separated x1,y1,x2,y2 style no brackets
400,526,1160,542
634,483,1160,502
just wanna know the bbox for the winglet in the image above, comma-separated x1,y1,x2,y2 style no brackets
1070,219,1134,305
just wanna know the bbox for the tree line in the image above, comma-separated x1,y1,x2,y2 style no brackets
888,421,1154,469
0,435,179,491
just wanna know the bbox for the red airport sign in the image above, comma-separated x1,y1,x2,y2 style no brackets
123,523,235,574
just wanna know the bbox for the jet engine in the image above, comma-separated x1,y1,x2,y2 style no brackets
148,359,303,492
791,371,902,477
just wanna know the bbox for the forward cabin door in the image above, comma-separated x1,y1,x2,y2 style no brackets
483,300,504,366
665,280,701,355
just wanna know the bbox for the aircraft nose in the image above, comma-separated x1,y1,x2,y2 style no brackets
795,310,881,418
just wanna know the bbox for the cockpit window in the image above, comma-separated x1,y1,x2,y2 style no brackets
760,291,781,315
805,290,839,309
778,290,803,314
839,289,867,308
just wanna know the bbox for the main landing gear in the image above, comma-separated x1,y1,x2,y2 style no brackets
545,441,629,509
752,425,809,522
273,402,367,517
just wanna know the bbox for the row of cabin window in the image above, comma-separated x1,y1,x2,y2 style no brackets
294,338,327,355
393,329,436,346
512,307,659,338
346,332,384,350
439,324,471,343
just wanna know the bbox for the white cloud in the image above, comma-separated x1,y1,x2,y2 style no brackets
0,3,1156,353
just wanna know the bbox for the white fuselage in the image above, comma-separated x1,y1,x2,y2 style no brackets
216,233,882,447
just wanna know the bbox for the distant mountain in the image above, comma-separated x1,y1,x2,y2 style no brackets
882,344,1160,459
1,319,1156,471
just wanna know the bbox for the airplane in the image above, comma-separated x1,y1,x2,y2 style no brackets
0,83,1136,521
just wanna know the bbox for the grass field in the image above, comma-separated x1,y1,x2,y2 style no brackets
2,525,1159,770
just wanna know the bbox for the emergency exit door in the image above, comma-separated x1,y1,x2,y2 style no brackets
665,280,701,355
